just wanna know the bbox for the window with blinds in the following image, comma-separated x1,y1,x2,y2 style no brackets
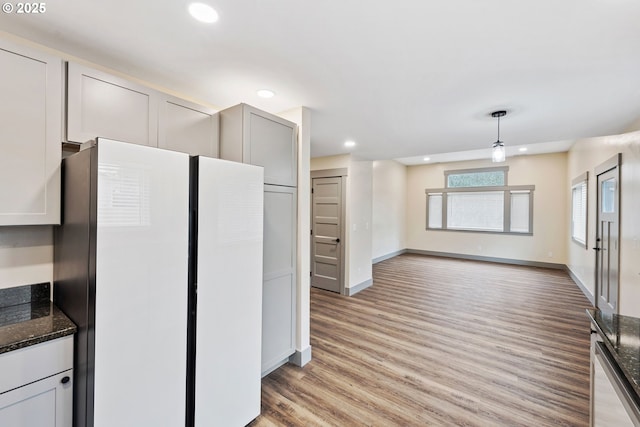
571,172,588,248
426,167,534,234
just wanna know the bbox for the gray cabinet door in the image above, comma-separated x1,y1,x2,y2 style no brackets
157,95,218,157
219,103,297,186
262,185,297,375
0,39,62,225
67,62,158,146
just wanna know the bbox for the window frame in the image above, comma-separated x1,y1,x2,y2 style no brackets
444,166,509,188
571,171,588,249
426,166,534,235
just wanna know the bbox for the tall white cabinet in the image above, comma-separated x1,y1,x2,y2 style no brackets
0,38,62,225
219,103,298,375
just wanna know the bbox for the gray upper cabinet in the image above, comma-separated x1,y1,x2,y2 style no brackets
0,39,62,225
157,95,219,157
67,62,159,146
219,103,297,187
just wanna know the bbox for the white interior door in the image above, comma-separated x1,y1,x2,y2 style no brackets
595,158,620,315
311,177,343,293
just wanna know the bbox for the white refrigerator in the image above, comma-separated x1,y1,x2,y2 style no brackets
55,139,263,427
188,156,263,427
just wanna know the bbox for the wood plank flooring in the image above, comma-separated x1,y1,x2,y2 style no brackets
249,254,593,426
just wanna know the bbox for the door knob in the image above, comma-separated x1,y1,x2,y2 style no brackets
334,238,340,243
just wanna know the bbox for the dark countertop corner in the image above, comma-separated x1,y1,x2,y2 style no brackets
0,283,77,355
587,308,640,398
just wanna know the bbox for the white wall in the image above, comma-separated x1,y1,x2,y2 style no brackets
278,106,311,364
567,130,640,317
406,152,568,264
0,226,53,289
346,158,373,290
372,160,407,260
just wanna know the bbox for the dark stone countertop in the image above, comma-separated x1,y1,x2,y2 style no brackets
0,283,76,355
587,308,640,398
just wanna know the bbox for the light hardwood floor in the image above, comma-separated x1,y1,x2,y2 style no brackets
249,254,592,426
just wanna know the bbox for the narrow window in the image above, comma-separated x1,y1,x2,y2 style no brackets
571,172,588,248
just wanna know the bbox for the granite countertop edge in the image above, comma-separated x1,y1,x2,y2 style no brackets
0,304,77,355
586,308,640,399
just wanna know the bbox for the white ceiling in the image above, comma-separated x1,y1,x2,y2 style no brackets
2,0,640,161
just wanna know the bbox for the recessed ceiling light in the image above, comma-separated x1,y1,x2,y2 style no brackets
188,3,219,23
257,89,275,98
519,147,528,152
423,157,431,161
344,140,356,148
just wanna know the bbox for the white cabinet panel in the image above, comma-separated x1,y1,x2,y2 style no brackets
248,112,296,186
158,96,218,157
67,62,158,146
219,103,297,187
262,274,295,371
262,185,297,374
0,38,62,225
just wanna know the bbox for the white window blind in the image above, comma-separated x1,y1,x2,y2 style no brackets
447,191,504,231
510,191,530,233
572,181,587,245
428,193,443,228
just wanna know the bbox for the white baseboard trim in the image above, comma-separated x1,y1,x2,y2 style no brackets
347,278,373,296
372,249,407,264
565,266,595,305
289,345,312,367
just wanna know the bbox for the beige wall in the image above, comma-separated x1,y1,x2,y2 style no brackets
310,154,350,171
311,154,373,290
372,160,407,260
407,152,568,264
347,158,373,289
567,130,640,317
0,227,53,290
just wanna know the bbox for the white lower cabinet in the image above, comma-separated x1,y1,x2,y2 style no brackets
0,336,73,427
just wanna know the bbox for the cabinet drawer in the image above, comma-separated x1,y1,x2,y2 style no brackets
0,336,73,394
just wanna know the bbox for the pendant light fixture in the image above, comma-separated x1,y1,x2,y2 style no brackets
491,110,506,163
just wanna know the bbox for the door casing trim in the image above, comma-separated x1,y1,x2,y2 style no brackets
311,168,348,295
